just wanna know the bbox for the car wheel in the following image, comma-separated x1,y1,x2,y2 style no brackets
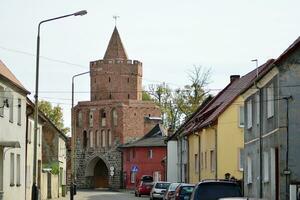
138,193,141,197
135,192,137,197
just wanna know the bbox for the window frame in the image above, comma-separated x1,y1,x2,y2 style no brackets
239,106,244,127
263,151,269,182
267,83,274,118
247,156,252,184
10,153,15,186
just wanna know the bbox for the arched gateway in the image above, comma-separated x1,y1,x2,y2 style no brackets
85,156,109,188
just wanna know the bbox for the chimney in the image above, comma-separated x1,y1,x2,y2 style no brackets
230,75,240,83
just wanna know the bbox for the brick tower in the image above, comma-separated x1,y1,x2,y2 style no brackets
73,27,161,189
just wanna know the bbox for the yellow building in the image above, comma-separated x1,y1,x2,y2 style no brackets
185,71,261,184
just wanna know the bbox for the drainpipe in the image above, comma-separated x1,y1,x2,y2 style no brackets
259,88,263,199
283,96,292,199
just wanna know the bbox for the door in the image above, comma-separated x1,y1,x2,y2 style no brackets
93,159,109,188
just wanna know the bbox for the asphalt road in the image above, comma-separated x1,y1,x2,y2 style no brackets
63,190,150,200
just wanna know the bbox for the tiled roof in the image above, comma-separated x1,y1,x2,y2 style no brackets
103,26,128,60
120,124,166,148
274,36,300,65
0,60,29,93
191,59,274,131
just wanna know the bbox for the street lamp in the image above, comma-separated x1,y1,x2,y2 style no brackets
71,71,89,199
33,10,87,200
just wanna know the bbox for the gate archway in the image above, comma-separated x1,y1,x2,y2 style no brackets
85,156,109,188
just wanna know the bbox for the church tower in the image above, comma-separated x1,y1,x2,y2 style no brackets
73,26,161,189
90,27,142,101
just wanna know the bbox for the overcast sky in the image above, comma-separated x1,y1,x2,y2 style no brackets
1,0,299,131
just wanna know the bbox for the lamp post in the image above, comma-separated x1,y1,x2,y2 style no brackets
33,10,87,200
71,71,89,200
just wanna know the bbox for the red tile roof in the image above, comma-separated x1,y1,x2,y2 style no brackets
179,59,274,135
0,60,29,93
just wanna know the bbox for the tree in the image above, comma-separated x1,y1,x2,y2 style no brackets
147,66,211,130
38,100,70,134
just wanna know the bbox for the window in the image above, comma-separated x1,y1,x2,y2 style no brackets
37,126,41,146
247,99,252,129
210,150,215,172
89,111,94,127
77,111,83,127
16,154,20,186
0,85,4,116
10,153,14,186
256,94,260,125
112,109,117,126
83,131,87,149
127,77,130,83
263,152,269,182
100,110,106,127
238,148,244,171
247,156,252,184
128,94,130,99
9,93,13,123
102,130,106,147
195,154,199,173
108,129,112,146
17,98,21,125
148,149,153,159
267,84,274,118
96,131,100,147
153,171,161,182
89,131,94,148
239,106,244,127
108,77,111,82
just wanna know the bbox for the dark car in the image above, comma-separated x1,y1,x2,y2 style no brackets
135,175,154,197
190,180,242,200
173,183,195,200
164,182,181,200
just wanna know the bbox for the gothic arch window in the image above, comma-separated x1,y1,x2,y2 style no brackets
100,109,106,127
109,77,111,82
89,110,94,127
112,108,117,126
77,111,83,127
89,130,94,148
108,129,112,146
83,131,87,150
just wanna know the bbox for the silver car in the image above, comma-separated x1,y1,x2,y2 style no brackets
150,181,171,200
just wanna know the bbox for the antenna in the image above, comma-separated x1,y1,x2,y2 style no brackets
113,15,120,26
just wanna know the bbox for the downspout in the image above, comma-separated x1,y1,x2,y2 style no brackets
259,87,263,199
186,136,189,183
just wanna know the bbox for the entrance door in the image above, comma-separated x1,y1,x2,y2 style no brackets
94,159,109,188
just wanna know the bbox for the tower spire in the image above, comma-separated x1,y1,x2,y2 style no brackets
103,26,128,60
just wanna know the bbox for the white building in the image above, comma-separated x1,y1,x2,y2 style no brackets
25,100,44,200
0,60,30,200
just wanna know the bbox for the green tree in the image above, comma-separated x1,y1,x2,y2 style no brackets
38,100,70,134
148,66,211,129
142,90,152,101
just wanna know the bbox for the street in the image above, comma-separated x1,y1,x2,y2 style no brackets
62,190,149,200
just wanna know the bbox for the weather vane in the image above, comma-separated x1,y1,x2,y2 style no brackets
113,15,120,26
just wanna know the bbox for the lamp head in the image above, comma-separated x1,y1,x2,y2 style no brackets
74,10,87,16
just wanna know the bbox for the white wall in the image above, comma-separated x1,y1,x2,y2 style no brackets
25,118,43,200
167,140,178,182
58,136,67,196
0,81,27,200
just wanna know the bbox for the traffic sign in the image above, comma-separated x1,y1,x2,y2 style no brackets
131,165,139,172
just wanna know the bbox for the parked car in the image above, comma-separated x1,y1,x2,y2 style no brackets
150,181,171,200
164,183,181,200
173,183,195,200
190,180,242,200
135,175,154,197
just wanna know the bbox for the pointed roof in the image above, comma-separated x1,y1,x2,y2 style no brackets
103,27,128,60
0,60,29,94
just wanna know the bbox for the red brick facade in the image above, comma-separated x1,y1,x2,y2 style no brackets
73,27,161,189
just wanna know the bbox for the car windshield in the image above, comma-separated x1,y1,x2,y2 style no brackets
180,186,194,195
195,183,242,200
155,182,170,189
142,176,153,182
169,183,181,191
